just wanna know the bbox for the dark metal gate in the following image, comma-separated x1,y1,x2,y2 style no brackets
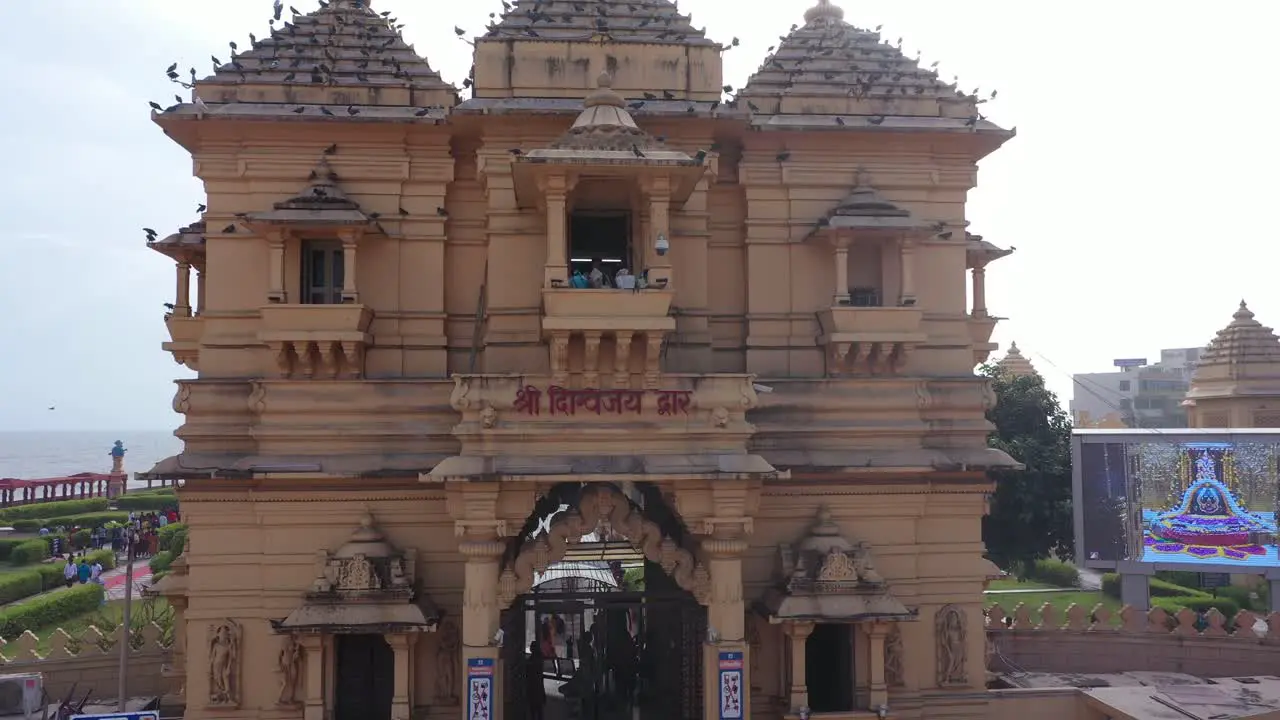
502,578,705,720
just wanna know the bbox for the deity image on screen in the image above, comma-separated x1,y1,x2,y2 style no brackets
1134,442,1279,566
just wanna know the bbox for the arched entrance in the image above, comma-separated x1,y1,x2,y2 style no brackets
499,483,708,720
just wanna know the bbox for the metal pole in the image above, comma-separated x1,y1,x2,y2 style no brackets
117,533,135,711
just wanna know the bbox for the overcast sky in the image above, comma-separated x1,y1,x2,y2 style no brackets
0,0,1274,431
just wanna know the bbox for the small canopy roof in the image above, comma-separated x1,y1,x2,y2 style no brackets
247,156,375,228
760,506,916,623
965,232,1014,268
806,171,930,239
512,73,708,208
276,514,440,634
147,220,206,261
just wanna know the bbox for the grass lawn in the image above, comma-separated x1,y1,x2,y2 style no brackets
986,578,1055,591
985,590,1121,617
28,596,171,655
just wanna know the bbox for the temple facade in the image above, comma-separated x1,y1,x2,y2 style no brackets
1184,301,1280,428
144,1,1016,719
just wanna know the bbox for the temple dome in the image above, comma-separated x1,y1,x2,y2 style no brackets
996,342,1037,377
332,514,398,559
1193,301,1280,381
552,73,655,151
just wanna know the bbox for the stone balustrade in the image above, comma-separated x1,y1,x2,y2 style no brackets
0,623,174,701
986,602,1280,678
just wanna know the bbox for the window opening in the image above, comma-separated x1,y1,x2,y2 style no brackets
302,240,344,304
569,212,631,288
806,623,854,712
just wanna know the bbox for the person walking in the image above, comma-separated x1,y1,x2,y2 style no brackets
526,641,547,720
62,556,77,588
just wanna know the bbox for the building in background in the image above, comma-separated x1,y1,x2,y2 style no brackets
1071,348,1204,429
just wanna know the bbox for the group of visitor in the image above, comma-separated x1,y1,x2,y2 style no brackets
61,553,104,588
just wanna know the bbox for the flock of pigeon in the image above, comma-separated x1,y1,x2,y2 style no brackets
145,0,997,127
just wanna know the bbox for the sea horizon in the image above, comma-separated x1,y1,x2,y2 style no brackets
0,430,184,486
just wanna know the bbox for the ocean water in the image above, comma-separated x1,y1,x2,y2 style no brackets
0,431,182,487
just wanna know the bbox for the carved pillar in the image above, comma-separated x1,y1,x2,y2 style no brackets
784,621,814,713
583,331,602,387
448,482,506,720
388,633,414,720
646,176,673,287
866,622,889,709
300,634,325,720
899,238,917,305
613,331,633,388
267,230,287,302
195,265,206,316
165,595,189,699
971,264,988,317
832,235,851,305
542,174,569,287
339,229,360,303
175,261,192,316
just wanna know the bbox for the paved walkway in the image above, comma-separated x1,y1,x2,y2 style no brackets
1,558,153,609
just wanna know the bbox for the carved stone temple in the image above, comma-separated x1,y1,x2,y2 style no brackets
141,0,1017,719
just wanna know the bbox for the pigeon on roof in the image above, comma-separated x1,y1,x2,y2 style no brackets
482,0,716,45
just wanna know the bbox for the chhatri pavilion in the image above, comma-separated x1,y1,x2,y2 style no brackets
143,0,1017,719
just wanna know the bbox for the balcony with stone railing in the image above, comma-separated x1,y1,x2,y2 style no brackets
817,306,925,376
258,304,373,379
968,314,1000,365
541,288,676,388
163,315,203,371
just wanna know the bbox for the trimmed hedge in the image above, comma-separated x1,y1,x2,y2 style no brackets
1153,595,1241,620
1100,573,1208,600
1022,559,1080,588
0,583,104,639
0,538,30,562
10,539,49,566
149,551,174,575
158,523,187,553
0,573,43,605
11,511,131,533
0,498,109,521
114,492,177,512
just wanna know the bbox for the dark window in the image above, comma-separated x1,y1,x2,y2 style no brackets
569,212,630,280
302,240,344,304
1118,380,1130,392
806,623,854,712
850,287,882,307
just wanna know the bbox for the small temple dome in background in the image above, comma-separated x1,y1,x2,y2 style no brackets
996,342,1037,377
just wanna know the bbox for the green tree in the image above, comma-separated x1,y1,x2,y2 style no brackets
980,364,1074,571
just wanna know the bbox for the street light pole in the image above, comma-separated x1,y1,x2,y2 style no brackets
117,532,136,712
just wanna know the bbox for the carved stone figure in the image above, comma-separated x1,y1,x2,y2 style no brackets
435,620,460,704
884,625,904,687
818,547,856,581
935,605,967,687
208,619,241,706
336,553,380,591
277,634,305,706
109,441,127,474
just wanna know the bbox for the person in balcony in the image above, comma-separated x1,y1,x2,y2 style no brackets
588,258,611,289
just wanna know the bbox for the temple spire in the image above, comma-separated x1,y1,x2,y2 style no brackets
804,0,845,24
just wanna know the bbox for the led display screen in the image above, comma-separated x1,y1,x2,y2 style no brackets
1077,434,1279,569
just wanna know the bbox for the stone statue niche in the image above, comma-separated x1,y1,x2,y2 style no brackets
208,619,242,708
776,507,886,596
935,604,968,687
308,514,417,600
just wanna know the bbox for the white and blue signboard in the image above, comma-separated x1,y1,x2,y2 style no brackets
718,650,744,720
466,657,494,720
73,713,160,720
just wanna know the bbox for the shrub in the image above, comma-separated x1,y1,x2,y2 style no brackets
114,492,177,512
1155,570,1203,589
1213,584,1265,612
9,539,49,565
0,573,43,605
1153,595,1241,620
0,584,104,639
11,511,130,534
1021,558,1080,588
149,551,174,575
158,523,187,553
0,538,29,562
0,498,110,521
1150,578,1206,599
71,529,92,550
